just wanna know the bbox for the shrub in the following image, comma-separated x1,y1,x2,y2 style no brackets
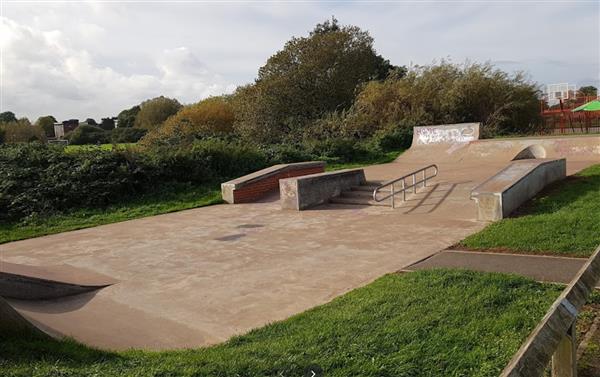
0,141,269,221
0,121,46,143
323,61,541,139
66,125,110,145
111,127,147,143
141,97,235,147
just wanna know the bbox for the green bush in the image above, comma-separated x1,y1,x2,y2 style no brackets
67,125,110,145
0,142,268,221
303,138,379,163
110,127,147,143
370,127,413,151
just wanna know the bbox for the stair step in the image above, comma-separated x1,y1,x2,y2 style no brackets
329,196,389,207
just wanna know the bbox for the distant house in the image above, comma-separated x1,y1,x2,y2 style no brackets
53,119,79,139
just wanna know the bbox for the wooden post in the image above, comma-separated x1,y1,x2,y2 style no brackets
551,321,577,377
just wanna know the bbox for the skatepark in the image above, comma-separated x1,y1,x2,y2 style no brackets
1,123,599,350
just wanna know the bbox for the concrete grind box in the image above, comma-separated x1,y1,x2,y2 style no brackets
471,158,566,221
280,169,366,210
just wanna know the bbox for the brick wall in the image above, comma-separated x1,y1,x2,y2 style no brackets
232,166,324,203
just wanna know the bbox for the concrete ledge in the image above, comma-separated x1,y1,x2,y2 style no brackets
280,169,366,210
221,161,325,204
471,158,566,221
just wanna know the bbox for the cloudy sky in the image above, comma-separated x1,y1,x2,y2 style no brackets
1,1,598,121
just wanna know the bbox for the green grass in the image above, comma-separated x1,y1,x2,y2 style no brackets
0,269,561,377
64,143,136,152
460,164,600,257
325,149,403,171
0,184,222,244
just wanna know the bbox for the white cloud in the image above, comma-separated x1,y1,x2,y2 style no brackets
1,2,598,121
0,16,234,121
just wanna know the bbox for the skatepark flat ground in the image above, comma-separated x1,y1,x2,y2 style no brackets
1,133,598,350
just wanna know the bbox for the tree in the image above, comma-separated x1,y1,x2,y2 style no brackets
233,18,401,143
85,118,98,126
141,96,235,147
0,119,46,143
66,125,109,145
99,117,116,131
578,86,597,97
35,115,57,137
117,105,141,128
134,96,182,130
329,61,540,139
0,111,17,124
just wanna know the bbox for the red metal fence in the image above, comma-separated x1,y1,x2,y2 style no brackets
540,95,600,134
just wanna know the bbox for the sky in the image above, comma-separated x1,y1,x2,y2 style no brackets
1,1,599,121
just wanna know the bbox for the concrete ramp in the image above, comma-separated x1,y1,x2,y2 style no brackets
400,123,599,170
0,262,115,300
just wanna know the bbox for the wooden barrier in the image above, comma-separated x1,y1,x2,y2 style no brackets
501,245,600,377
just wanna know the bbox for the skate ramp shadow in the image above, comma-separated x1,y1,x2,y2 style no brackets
402,181,471,214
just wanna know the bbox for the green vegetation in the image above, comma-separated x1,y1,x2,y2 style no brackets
0,184,221,244
64,143,136,152
460,164,600,257
326,149,403,171
134,96,182,130
0,270,562,377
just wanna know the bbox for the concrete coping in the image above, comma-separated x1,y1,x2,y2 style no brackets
221,161,326,189
471,158,566,197
0,262,116,287
280,168,363,182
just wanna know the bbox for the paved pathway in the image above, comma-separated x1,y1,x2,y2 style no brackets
406,249,597,286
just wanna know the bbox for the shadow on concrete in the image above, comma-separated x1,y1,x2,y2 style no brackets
402,181,471,215
213,234,247,241
8,290,100,315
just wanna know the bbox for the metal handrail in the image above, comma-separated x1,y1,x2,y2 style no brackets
372,164,438,208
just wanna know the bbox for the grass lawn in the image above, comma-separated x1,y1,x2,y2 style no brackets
460,164,600,257
64,143,136,152
578,291,600,377
0,269,562,377
0,184,222,244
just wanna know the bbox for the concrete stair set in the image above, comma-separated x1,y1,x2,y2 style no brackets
329,182,390,206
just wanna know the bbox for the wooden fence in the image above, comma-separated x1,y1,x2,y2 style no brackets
501,245,600,377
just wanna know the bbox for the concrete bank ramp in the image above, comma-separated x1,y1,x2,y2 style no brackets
400,123,600,168
0,262,115,300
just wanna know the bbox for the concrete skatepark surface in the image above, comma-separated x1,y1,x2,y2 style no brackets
1,127,598,350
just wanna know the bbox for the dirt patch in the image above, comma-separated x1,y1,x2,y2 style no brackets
578,304,600,377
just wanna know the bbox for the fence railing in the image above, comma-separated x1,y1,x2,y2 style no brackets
500,245,600,377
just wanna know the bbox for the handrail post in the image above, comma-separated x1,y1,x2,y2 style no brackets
391,184,395,208
551,321,577,377
412,173,416,193
423,169,426,188
402,179,406,201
